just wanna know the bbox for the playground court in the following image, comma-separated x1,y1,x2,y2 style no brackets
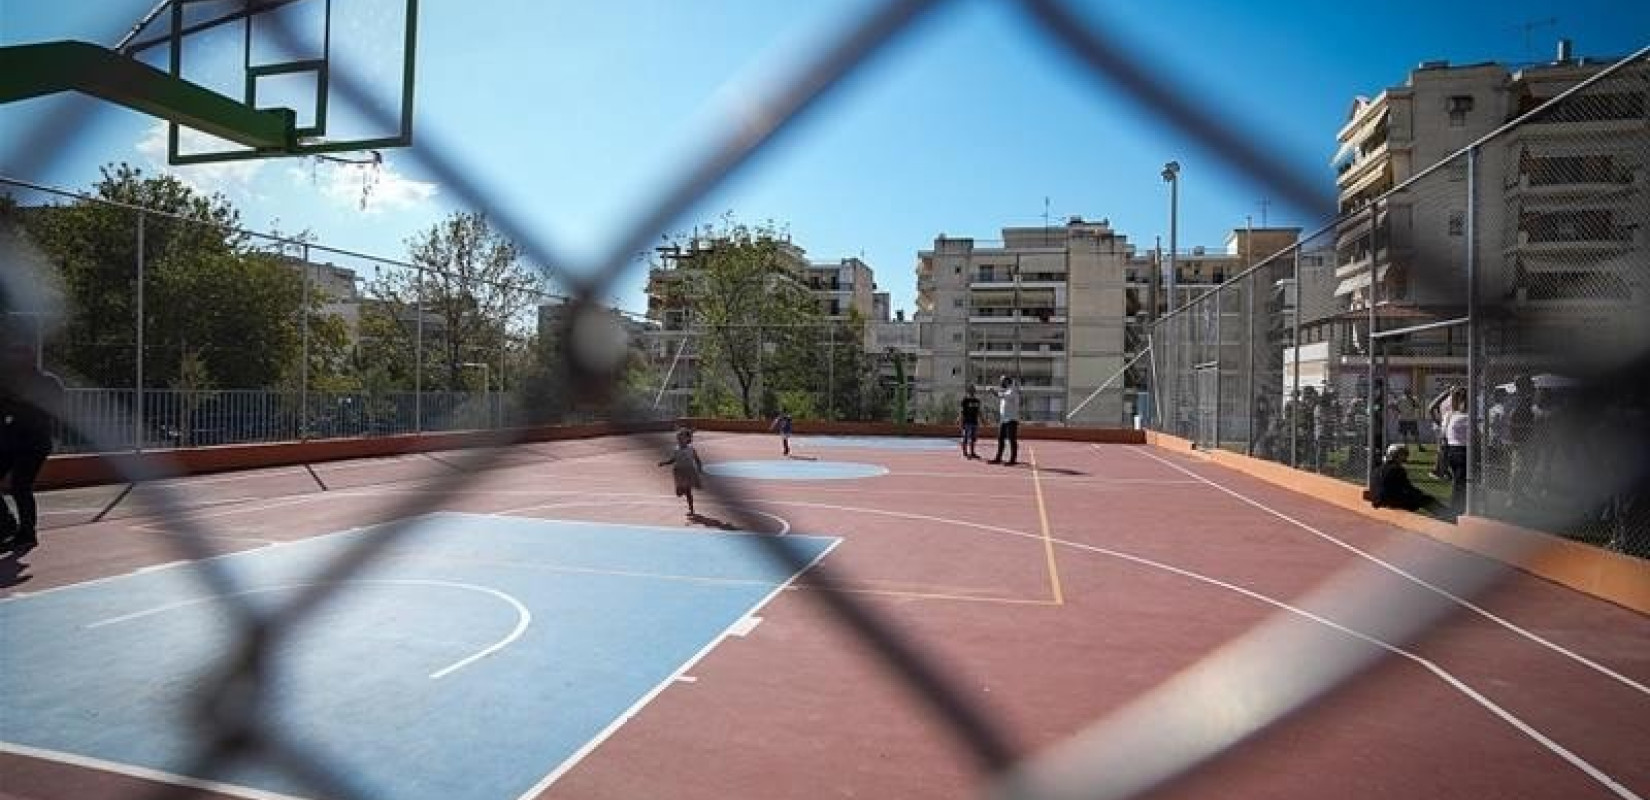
2,433,1647,800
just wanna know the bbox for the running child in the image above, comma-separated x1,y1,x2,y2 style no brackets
958,385,981,459
659,428,704,515
770,410,794,456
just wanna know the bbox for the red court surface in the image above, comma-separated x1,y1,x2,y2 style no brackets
5,433,1648,800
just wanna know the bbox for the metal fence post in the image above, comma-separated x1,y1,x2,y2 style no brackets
1244,217,1254,455
1366,202,1380,488
135,211,145,453
414,264,424,433
1465,145,1479,513
300,243,311,441
1291,246,1301,467
1213,286,1223,449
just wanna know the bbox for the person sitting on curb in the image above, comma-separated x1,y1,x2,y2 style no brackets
1369,443,1442,516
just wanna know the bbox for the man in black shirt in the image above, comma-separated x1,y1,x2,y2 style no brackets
1,344,65,551
958,386,981,459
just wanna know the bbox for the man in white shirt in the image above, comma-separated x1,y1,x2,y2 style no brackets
988,375,1021,466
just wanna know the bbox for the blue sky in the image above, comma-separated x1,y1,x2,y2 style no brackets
3,0,1647,317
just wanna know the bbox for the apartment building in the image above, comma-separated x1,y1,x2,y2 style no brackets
916,218,1135,425
1321,43,1647,398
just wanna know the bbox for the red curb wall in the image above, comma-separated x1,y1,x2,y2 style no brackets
1145,430,1650,615
35,420,674,491
678,417,1147,443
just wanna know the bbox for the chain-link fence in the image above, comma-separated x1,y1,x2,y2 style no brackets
1147,52,1650,560
1,177,673,455
2,3,1648,800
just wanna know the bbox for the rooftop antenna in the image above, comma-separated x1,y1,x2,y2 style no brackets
1509,17,1557,62
1043,196,1052,246
1257,198,1271,227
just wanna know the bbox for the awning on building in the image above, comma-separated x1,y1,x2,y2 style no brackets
1332,264,1390,297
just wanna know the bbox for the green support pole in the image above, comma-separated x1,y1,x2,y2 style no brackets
0,41,294,150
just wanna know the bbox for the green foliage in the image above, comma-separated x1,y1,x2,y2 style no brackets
657,216,817,418
916,392,959,425
369,211,545,392
20,163,319,389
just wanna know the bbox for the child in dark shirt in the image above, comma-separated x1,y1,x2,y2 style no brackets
770,411,794,456
958,386,981,459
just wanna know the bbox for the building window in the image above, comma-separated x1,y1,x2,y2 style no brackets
1448,210,1465,236
951,367,960,376
952,332,963,342
1447,95,1473,127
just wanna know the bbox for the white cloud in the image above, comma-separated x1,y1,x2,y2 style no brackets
135,122,267,198
308,155,439,214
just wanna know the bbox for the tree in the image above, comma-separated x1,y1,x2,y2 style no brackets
364,211,545,393
19,163,322,391
655,217,817,418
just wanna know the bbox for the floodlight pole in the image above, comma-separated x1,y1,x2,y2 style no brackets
1162,161,1180,433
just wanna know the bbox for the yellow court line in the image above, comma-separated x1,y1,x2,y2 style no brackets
1029,447,1066,605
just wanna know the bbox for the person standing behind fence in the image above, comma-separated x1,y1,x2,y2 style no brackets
988,376,1021,466
1427,385,1455,480
1441,386,1471,517
1312,390,1334,472
1,343,66,552
958,386,981,460
1395,387,1422,449
1507,375,1537,509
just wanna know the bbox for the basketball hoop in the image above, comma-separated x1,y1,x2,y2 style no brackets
305,148,385,210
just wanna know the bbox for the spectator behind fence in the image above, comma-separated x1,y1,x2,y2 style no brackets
1441,386,1471,516
1427,384,1456,481
1483,387,1511,511
1,342,66,552
1395,387,1422,448
1370,444,1441,514
1507,375,1538,508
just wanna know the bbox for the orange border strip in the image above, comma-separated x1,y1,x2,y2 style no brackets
1143,430,1650,616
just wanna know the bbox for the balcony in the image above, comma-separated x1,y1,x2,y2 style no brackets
970,271,1066,288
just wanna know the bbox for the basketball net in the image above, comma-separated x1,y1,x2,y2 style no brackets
306,150,385,210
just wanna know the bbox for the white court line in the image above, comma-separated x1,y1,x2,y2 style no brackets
510,499,792,536
514,538,841,800
85,579,530,681
889,469,1200,484
1124,445,1650,697
731,497,1639,800
0,741,315,800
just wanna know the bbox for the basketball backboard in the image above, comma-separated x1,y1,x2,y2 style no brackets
116,0,417,165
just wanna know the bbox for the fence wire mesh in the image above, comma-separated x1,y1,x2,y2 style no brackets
1147,52,1650,559
1,3,1647,800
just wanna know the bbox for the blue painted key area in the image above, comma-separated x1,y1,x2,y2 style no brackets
0,513,837,800
705,460,889,480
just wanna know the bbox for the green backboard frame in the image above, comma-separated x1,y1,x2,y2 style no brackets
161,0,417,165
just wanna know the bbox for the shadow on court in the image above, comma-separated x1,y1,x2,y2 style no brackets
1036,466,1088,476
687,512,739,531
785,455,820,462
0,550,32,589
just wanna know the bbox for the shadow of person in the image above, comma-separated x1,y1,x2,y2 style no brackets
687,512,738,531
786,455,819,462
1036,466,1088,476
0,551,33,589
